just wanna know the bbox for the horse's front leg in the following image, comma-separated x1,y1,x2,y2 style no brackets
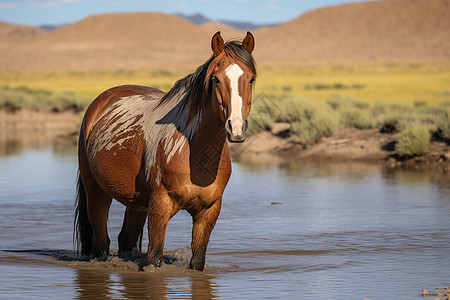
190,197,222,271
146,188,177,267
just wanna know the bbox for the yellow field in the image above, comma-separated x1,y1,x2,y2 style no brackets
0,69,184,98
256,64,450,104
1,64,449,104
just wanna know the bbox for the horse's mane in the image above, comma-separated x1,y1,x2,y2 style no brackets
158,40,257,122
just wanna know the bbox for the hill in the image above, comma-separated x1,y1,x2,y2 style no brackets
0,0,449,72
199,21,244,39
255,0,450,64
0,22,47,44
180,13,266,30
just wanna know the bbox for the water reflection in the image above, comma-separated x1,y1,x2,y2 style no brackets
239,159,450,191
383,166,450,188
1,134,450,299
74,267,219,299
0,132,77,158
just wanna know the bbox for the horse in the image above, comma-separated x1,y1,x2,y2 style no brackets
74,31,256,271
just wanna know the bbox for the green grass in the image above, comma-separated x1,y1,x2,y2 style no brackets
1,64,449,153
0,85,90,112
249,94,339,144
249,92,450,149
432,104,450,141
396,125,431,156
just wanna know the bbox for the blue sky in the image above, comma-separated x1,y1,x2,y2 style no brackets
0,0,372,26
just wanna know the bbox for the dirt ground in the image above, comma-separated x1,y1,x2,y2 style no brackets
229,127,450,173
0,108,80,150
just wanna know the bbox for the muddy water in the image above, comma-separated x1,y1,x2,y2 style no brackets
0,142,449,299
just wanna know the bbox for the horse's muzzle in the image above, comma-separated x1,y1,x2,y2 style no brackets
226,119,248,143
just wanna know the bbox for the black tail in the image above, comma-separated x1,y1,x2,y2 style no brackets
74,171,93,256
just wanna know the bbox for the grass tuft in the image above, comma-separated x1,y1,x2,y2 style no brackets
0,85,90,112
395,125,431,156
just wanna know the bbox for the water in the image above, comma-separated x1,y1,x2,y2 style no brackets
0,142,449,299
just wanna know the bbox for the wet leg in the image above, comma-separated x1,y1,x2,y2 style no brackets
118,207,147,256
190,197,222,271
146,189,178,267
86,187,112,259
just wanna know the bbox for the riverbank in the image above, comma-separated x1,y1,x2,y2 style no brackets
229,126,450,173
0,107,80,151
1,108,449,173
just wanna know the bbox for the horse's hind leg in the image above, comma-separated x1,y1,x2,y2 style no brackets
85,185,112,259
118,207,147,256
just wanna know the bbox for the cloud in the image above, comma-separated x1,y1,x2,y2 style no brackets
266,3,280,11
0,0,82,8
0,1,18,8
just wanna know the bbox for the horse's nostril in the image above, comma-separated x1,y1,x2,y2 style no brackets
227,120,232,130
243,120,248,133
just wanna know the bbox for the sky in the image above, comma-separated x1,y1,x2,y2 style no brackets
0,0,373,27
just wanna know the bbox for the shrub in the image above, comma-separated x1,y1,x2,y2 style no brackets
248,113,274,133
248,94,339,143
280,97,339,144
396,125,431,156
50,91,89,112
0,85,90,112
340,108,375,129
247,93,280,133
434,108,450,141
327,94,376,129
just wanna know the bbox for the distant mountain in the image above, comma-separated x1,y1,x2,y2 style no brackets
255,0,450,65
0,0,449,72
179,13,211,25
199,21,243,38
217,19,268,31
39,25,61,31
0,22,47,43
179,13,270,30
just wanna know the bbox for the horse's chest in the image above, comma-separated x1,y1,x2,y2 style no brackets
155,133,231,211
168,182,223,211
160,162,230,211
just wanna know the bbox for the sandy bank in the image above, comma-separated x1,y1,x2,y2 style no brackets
229,127,450,173
0,108,80,149
1,109,449,173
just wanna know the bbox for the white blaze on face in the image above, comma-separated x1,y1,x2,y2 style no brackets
225,63,244,137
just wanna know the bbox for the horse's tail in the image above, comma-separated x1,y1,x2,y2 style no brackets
74,171,93,256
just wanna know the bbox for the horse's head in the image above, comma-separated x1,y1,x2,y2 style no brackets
209,31,256,143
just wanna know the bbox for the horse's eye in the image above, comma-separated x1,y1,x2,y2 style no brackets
250,77,256,84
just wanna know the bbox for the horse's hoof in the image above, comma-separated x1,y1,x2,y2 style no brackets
146,256,163,268
189,260,205,271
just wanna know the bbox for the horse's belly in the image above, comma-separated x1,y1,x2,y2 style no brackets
89,148,149,209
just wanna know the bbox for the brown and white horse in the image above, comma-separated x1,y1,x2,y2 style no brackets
75,32,256,271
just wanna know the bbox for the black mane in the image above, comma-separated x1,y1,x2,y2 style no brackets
158,40,256,122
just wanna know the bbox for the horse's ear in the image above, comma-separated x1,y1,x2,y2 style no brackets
242,31,254,54
211,31,224,57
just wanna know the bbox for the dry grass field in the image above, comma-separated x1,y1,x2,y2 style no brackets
1,64,449,103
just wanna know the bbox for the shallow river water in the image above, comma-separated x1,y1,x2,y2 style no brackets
0,141,449,299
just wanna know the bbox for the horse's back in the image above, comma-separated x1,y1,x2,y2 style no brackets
83,85,164,139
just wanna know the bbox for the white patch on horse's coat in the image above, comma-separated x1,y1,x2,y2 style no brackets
155,168,162,186
88,90,202,181
166,136,186,163
225,64,244,136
